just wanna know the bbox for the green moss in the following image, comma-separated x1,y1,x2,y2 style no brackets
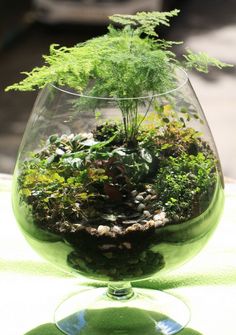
155,152,217,222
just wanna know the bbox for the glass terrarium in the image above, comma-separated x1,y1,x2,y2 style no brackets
8,10,227,335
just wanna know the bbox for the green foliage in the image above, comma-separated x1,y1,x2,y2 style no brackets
5,27,174,95
6,10,232,145
138,120,204,158
155,152,216,222
18,122,218,230
183,49,233,73
6,10,231,95
109,9,180,36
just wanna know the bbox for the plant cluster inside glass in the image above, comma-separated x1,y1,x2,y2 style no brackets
8,10,227,335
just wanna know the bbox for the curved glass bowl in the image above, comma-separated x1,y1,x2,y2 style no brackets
12,68,224,334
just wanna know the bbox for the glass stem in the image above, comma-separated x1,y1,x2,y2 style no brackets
107,282,134,301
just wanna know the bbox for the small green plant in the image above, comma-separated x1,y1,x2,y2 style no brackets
6,10,231,144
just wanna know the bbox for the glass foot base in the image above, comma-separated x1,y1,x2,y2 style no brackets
55,287,190,335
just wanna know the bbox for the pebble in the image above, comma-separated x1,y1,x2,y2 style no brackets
143,210,151,217
71,223,83,232
153,212,166,221
112,225,122,234
97,225,111,235
86,227,97,234
139,220,148,224
147,220,155,227
126,223,142,232
144,194,152,202
137,203,145,212
131,190,138,197
136,195,144,202
123,220,137,225
147,188,156,195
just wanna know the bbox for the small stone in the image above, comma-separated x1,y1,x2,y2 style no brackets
131,190,138,197
86,227,97,234
97,225,111,235
136,195,144,202
147,220,155,227
139,220,148,224
112,225,122,234
71,223,83,232
144,194,152,202
126,223,142,232
123,220,137,225
153,214,162,221
147,188,156,195
137,203,145,212
151,195,157,200
143,210,151,217
154,211,166,221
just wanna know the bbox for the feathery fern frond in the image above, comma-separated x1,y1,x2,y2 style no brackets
183,49,233,73
109,10,180,36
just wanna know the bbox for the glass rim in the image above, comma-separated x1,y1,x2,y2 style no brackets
50,67,189,101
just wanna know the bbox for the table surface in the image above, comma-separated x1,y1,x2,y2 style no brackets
1,174,236,335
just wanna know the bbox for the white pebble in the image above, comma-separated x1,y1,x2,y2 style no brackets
137,203,145,212
131,190,138,197
112,225,122,234
153,211,166,223
144,194,152,202
143,210,151,217
97,225,111,235
136,195,144,201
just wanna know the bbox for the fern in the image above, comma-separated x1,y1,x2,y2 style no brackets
5,10,232,95
109,9,180,36
183,49,233,73
6,25,175,95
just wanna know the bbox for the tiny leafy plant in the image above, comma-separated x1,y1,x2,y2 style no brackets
9,10,227,279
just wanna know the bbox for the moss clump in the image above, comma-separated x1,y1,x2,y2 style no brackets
155,152,216,223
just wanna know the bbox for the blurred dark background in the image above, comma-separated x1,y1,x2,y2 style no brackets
0,0,235,177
